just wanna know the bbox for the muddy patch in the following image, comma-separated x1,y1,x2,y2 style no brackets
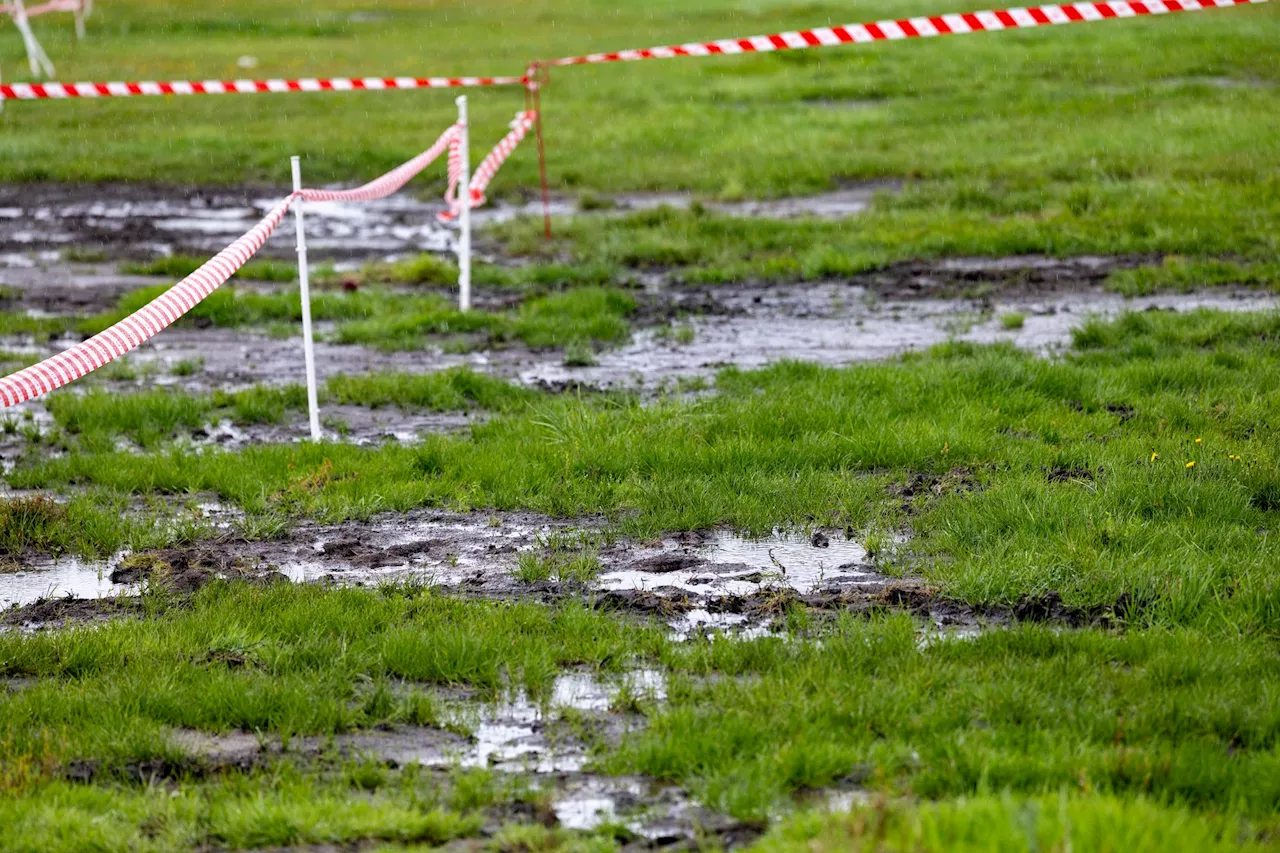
598,528,872,599
4,273,1273,406
0,183,892,266
0,184,457,262
0,544,284,614
147,667,733,845
0,506,1163,636
0,510,917,635
520,281,1280,390
164,668,663,776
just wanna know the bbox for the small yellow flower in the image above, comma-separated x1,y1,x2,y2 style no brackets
1150,452,1159,462
1195,438,1202,445
1186,461,1195,469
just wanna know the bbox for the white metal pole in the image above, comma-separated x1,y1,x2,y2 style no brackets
13,0,55,78
455,96,472,312
290,156,322,441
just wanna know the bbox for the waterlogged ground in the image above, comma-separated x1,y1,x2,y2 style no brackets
1,186,1278,852
0,183,887,265
2,509,952,637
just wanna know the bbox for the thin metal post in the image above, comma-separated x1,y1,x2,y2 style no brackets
455,95,472,312
13,0,55,78
290,156,322,441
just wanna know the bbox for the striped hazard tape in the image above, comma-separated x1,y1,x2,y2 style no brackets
544,0,1269,67
441,111,537,222
0,0,1267,102
0,75,527,101
0,124,462,407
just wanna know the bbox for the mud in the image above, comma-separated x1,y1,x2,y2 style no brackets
520,281,1279,390
0,543,284,614
109,668,741,846
2,275,1272,427
0,182,893,266
0,508,1005,645
0,183,456,262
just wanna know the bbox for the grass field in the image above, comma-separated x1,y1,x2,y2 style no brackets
2,2,1280,851
2,0,1278,268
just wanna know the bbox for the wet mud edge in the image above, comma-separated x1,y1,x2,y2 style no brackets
3,506,1133,633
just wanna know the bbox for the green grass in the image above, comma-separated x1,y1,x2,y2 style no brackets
121,255,299,283
0,772,486,853
514,533,605,583
758,791,1275,853
493,181,1280,284
0,283,638,351
0,492,215,559
1000,312,1026,330
0,0,1275,282
0,585,665,775
11,309,1280,629
614,617,1280,819
1107,258,1280,297
325,368,534,412
42,367,533,449
0,584,1278,842
0,284,636,351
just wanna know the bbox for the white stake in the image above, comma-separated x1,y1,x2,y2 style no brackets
290,156,322,441
12,0,55,78
455,95,472,312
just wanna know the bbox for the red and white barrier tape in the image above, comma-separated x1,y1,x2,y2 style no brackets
441,111,537,222
546,0,1269,67
1,0,83,16
0,123,461,407
299,123,460,204
0,74,527,101
2,0,1266,102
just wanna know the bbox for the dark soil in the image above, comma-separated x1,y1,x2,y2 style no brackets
109,545,288,593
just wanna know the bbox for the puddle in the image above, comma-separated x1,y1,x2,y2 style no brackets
172,668,663,777
522,283,1280,390
446,670,663,773
0,507,908,639
166,664,721,842
0,187,458,262
600,529,871,599
0,182,893,269
551,775,702,840
0,555,135,610
269,509,580,587
476,185,892,224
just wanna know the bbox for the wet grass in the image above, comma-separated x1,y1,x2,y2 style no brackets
41,368,534,449
0,2,1272,295
0,496,69,559
0,587,665,759
1106,258,1280,297
999,312,1026,330
617,617,1280,820
0,492,215,559
121,255,299,283
494,180,1280,285
514,532,606,583
11,309,1280,627
0,284,636,352
0,583,1277,845
760,791,1275,852
0,765,517,853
